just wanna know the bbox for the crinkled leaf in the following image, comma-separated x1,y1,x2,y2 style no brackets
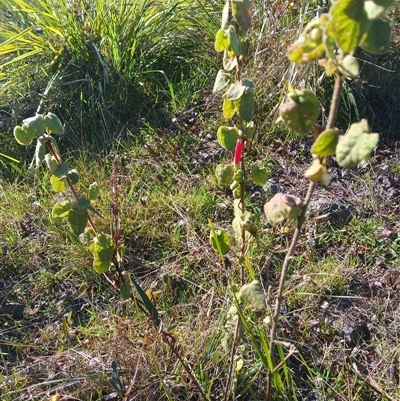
238,280,266,310
336,119,379,167
311,129,340,156
216,164,235,185
22,114,44,137
304,159,332,186
14,125,35,146
68,209,88,235
264,193,303,226
364,0,393,19
210,229,230,256
232,0,252,32
213,70,231,93
338,54,359,78
44,112,63,135
79,230,91,245
251,165,269,186
227,25,242,56
215,29,229,52
53,162,70,177
50,175,66,192
223,97,236,119
360,17,392,54
279,89,319,135
232,216,251,242
217,126,238,151
89,233,113,273
235,90,254,121
330,0,371,53
67,169,79,185
52,200,71,217
223,49,238,71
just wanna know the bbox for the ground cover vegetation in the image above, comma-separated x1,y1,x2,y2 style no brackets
0,0,400,400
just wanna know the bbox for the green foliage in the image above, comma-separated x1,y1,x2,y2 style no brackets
336,119,379,167
278,88,320,135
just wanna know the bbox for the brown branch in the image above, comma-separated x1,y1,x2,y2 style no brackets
266,73,344,399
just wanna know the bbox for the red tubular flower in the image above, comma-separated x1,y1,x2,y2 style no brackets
233,140,244,164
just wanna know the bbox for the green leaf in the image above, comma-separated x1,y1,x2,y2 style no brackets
72,196,91,213
130,276,160,326
364,0,393,19
120,280,131,301
279,89,319,135
238,280,266,310
311,129,340,156
68,209,88,235
223,97,236,119
336,119,379,167
89,182,100,201
213,70,231,93
232,0,252,32
210,229,230,256
216,164,235,185
22,114,45,137
44,112,63,135
235,90,254,121
330,0,371,52
50,175,67,192
251,165,269,186
226,82,246,100
67,169,79,185
14,125,35,146
215,29,229,52
93,258,111,273
227,25,242,56
360,17,392,54
53,162,70,177
111,361,123,393
52,200,71,217
217,126,238,151
89,233,113,273
338,54,359,78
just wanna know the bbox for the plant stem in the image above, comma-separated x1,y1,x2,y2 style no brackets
266,73,344,399
46,140,97,232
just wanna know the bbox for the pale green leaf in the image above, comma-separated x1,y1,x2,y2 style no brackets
210,229,230,256
336,120,379,167
52,200,71,217
213,70,231,93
